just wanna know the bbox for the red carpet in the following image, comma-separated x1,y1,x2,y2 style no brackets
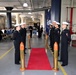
27,48,52,70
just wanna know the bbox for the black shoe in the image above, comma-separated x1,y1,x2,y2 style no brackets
58,54,59,57
24,52,26,54
15,62,20,65
25,48,27,50
61,64,68,66
58,60,62,62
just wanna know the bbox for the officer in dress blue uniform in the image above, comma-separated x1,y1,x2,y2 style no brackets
37,23,41,38
40,26,43,38
50,21,56,52
29,25,33,38
49,23,53,49
0,29,3,41
60,22,71,66
54,22,60,56
13,24,21,65
20,23,26,54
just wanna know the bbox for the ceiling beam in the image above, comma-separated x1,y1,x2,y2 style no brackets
42,0,46,7
30,0,34,9
0,6,51,13
18,0,24,10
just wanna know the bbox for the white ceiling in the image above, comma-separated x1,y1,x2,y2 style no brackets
0,0,51,19
0,0,76,19
0,0,51,10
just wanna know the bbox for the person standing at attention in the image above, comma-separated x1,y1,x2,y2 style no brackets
59,22,71,66
20,23,27,54
13,24,21,65
29,25,33,38
54,22,60,56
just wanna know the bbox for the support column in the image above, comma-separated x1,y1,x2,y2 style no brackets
16,13,20,24
5,7,13,28
45,9,51,34
39,12,45,28
24,18,27,24
20,17,24,23
51,0,61,22
20,16,26,24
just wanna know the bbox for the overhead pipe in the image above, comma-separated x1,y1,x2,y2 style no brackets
70,7,74,34
30,0,33,9
66,7,68,21
70,0,74,34
69,0,75,34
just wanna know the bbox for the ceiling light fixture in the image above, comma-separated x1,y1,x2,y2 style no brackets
31,16,33,18
28,12,32,14
23,3,28,7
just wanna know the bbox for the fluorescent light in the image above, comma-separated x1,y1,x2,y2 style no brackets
28,12,32,14
23,3,28,7
31,16,33,18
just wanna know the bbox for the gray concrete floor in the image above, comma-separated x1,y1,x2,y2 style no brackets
0,36,76,75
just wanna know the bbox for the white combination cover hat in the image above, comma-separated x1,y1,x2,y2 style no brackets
62,22,69,25
53,21,57,23
49,23,53,25
20,23,26,25
56,22,60,25
14,24,21,27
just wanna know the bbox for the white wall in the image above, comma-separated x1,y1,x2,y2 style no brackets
61,0,76,32
61,0,70,23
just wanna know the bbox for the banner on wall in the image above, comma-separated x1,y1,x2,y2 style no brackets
47,20,51,25
46,19,51,34
45,9,51,34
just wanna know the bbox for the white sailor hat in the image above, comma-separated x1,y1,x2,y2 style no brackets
56,22,60,25
62,22,69,25
49,23,53,25
14,24,21,27
53,21,57,23
20,23,26,25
